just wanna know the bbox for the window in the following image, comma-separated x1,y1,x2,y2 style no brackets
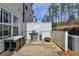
3,25,8,36
4,12,8,23
8,13,11,23
8,25,11,37
0,8,12,39
26,5,27,10
3,25,11,37
13,15,18,23
0,10,1,22
0,8,19,39
13,26,18,36
1,9,11,23
0,9,2,22
0,24,2,37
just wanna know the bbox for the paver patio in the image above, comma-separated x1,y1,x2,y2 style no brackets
13,41,64,56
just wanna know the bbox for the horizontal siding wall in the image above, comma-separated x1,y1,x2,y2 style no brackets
75,36,79,51
68,35,79,51
52,30,68,51
0,40,4,53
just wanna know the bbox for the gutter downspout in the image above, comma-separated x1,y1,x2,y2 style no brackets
23,3,25,22
22,3,25,35
23,3,27,40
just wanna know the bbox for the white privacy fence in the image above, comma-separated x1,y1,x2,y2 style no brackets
26,22,52,41
52,30,68,51
52,30,79,51
27,31,52,41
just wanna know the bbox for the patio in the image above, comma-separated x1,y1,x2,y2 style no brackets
12,41,63,56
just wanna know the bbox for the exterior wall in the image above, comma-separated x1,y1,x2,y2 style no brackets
24,3,33,22
0,40,4,53
0,3,33,36
22,22,27,39
22,3,33,39
0,3,23,36
52,30,68,51
0,3,33,37
26,22,52,41
0,3,33,53
0,3,23,53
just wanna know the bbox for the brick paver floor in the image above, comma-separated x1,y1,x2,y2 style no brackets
13,41,64,56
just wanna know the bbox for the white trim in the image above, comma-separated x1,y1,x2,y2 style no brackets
0,22,11,25
27,22,52,24
0,6,19,39
11,15,13,38
0,4,18,16
65,31,68,51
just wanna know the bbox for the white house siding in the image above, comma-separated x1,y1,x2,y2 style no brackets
26,22,52,41
0,40,4,53
0,3,23,36
0,3,33,36
0,3,23,53
0,3,33,53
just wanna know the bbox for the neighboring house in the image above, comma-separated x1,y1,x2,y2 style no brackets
23,3,34,22
33,16,37,22
0,3,33,53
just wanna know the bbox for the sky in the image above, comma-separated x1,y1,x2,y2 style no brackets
33,3,50,22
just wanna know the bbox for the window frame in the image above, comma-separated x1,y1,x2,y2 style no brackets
0,24,2,38
13,15,18,23
0,9,2,22
13,26,18,36
1,8,11,23
2,25,11,37
0,8,19,39
26,5,27,10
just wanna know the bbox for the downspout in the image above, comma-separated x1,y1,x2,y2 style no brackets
11,13,13,38
22,3,25,36
23,3,27,40
23,3,25,22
